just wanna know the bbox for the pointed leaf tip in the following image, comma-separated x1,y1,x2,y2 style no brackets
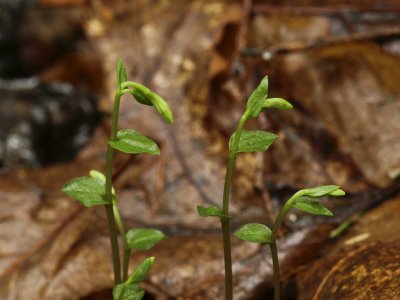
150,92,174,123
127,256,155,284
245,76,269,119
329,189,345,196
301,185,342,198
234,223,272,243
117,58,128,88
262,98,293,110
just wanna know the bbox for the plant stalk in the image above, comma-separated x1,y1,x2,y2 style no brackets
269,242,280,300
113,204,131,281
105,92,123,284
269,194,297,300
104,204,121,284
221,114,247,300
221,218,233,300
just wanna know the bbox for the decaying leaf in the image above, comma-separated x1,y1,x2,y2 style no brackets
297,196,400,300
278,42,400,188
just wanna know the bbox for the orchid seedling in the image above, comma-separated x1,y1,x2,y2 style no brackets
197,77,292,299
62,58,173,300
197,76,345,300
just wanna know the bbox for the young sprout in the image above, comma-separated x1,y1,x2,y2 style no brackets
62,59,173,300
197,76,344,299
197,77,292,300
234,185,345,300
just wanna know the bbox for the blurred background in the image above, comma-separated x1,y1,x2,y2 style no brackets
0,0,399,299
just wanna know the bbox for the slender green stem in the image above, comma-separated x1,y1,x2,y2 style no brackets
221,114,247,300
104,204,121,284
113,204,131,281
269,193,299,300
105,92,123,284
221,218,233,300
124,249,131,282
269,242,280,300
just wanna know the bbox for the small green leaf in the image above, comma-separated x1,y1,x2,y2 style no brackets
127,257,155,284
245,76,269,119
233,223,272,243
229,130,278,153
123,83,174,123
61,176,108,207
262,98,293,110
292,196,333,216
197,205,231,219
113,283,144,300
109,129,160,155
113,257,155,300
126,229,165,250
126,84,152,106
302,185,342,198
117,58,128,89
150,91,174,124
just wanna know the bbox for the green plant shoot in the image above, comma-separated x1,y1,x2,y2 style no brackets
197,76,292,300
234,185,345,300
62,58,172,300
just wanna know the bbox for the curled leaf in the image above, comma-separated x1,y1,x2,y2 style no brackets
117,58,128,89
126,84,152,106
149,91,174,124
122,82,174,123
329,189,346,196
245,76,269,119
262,98,293,110
301,185,345,198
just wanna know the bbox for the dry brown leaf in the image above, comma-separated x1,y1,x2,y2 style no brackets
298,196,400,300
